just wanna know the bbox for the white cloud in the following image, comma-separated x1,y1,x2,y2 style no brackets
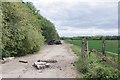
58,27,118,36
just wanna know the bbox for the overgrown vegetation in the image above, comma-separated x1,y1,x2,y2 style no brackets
1,1,59,57
0,1,2,59
25,2,59,43
65,40,120,79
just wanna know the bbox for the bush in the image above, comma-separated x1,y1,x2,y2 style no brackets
76,58,90,74
84,63,120,79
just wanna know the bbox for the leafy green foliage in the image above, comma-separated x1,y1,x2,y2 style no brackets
1,1,59,57
25,2,59,43
84,64,120,79
41,18,59,42
76,58,89,74
0,1,2,58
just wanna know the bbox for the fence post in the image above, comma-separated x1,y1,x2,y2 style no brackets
81,38,88,58
102,36,106,56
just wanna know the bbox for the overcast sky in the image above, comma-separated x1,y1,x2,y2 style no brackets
24,0,119,37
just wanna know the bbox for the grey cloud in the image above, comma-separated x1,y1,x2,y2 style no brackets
54,3,117,29
38,2,117,30
24,0,118,36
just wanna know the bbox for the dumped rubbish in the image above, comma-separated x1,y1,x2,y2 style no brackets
1,57,15,64
33,59,57,70
33,62,49,69
34,62,47,65
19,60,28,63
3,57,15,62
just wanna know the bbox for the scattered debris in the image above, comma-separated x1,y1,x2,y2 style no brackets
19,60,28,63
33,59,57,70
3,57,15,62
59,68,62,70
1,57,15,64
33,62,47,69
37,59,57,63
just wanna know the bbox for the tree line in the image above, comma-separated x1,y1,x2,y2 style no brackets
60,36,119,40
1,1,59,57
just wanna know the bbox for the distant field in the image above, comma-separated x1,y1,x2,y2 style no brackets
65,40,119,54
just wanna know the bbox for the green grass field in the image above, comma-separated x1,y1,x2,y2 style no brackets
64,40,120,78
65,40,119,54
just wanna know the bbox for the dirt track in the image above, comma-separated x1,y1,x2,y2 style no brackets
1,41,78,78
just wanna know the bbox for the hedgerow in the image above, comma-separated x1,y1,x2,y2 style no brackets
1,1,59,57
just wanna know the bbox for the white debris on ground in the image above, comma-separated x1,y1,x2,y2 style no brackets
33,59,57,70
18,59,57,70
1,57,15,64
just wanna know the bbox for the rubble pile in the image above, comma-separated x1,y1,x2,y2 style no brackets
33,59,57,70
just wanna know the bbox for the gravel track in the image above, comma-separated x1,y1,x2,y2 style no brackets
1,41,78,78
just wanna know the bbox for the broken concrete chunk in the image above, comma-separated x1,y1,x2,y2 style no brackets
34,62,46,65
39,65,46,69
33,62,46,69
33,59,57,70
45,63,50,67
36,65,40,69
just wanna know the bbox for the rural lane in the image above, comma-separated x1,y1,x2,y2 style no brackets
0,41,79,78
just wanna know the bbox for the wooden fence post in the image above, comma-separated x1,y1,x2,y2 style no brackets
81,38,88,58
102,36,106,56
